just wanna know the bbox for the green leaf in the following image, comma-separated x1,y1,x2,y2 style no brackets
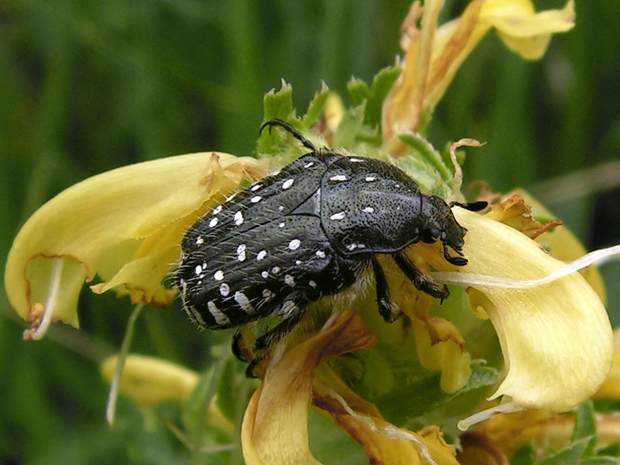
580,457,620,465
573,401,597,458
215,357,239,423
399,132,452,182
332,102,366,149
302,81,330,128
263,80,294,121
511,444,536,465
598,443,620,458
348,65,401,128
371,361,499,426
537,437,594,465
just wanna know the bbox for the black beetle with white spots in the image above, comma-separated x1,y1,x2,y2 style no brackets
176,119,486,357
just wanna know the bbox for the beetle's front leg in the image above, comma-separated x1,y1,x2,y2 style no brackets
392,252,449,301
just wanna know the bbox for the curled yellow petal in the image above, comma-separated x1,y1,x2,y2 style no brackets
241,309,376,465
453,208,613,412
5,152,267,337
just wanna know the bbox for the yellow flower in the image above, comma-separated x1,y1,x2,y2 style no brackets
100,354,199,408
453,207,613,414
242,309,460,465
382,0,575,152
4,152,267,339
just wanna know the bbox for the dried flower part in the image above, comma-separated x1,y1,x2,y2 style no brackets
241,309,377,465
382,0,575,152
454,208,613,412
4,152,267,339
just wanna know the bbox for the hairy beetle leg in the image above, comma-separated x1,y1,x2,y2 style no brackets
372,258,400,323
252,296,310,352
392,252,449,301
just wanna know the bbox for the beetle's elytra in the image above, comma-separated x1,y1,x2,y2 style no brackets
176,119,486,351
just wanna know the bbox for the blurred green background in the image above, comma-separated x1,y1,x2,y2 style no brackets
1,0,620,463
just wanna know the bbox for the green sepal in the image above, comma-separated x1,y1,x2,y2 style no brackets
214,356,240,423
332,102,366,149
511,444,536,465
302,81,330,128
348,65,401,128
537,437,595,465
399,132,452,184
573,400,597,458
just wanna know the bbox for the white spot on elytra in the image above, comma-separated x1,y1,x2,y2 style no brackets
362,206,374,213
278,205,285,212
330,174,347,182
295,260,302,265
234,211,244,226
195,265,202,275
330,211,346,220
251,184,262,192
235,291,254,313
214,270,224,281
261,271,269,279
309,280,317,288
219,283,230,296
282,178,294,190
316,250,326,259
262,288,274,301
251,196,262,203
237,244,247,261
257,250,267,261
347,244,358,251
304,162,314,168
196,237,204,245
284,274,295,286
365,176,377,182
272,266,281,275
349,157,364,162
207,301,229,325
279,222,285,228
213,205,223,215
209,218,218,228
289,239,301,250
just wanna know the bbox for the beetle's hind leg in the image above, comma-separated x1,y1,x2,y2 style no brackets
372,258,400,322
392,252,449,301
252,295,310,352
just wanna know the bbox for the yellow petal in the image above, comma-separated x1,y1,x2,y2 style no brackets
454,208,613,412
480,0,575,60
100,354,199,408
5,152,267,335
241,310,376,465
593,328,620,400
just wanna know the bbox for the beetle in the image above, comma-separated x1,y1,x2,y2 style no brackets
176,119,486,352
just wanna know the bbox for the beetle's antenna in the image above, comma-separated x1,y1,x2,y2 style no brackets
260,118,317,152
450,201,488,212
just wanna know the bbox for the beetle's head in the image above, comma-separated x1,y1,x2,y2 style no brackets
420,197,487,267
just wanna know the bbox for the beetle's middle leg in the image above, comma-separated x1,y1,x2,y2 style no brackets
392,252,449,301
371,258,400,322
